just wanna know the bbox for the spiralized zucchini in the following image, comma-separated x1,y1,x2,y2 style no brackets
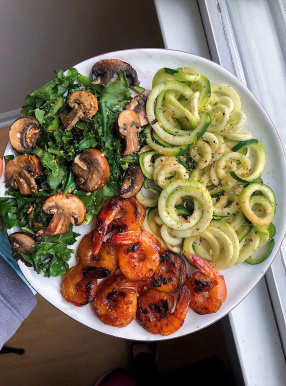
183,220,239,270
137,66,276,268
239,183,276,227
153,156,189,188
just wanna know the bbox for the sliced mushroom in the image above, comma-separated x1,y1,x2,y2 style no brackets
92,59,139,86
60,90,98,131
8,232,35,266
117,110,141,155
41,193,86,236
9,116,40,153
126,90,150,126
120,166,144,198
72,149,110,192
5,155,42,195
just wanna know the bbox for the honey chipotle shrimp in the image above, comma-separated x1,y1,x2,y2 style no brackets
185,254,227,315
61,265,109,307
152,250,187,294
136,286,190,336
77,231,119,276
92,196,146,255
92,274,140,328
106,230,161,281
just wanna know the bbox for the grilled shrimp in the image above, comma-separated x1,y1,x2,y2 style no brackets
92,274,140,327
92,196,146,255
186,254,227,315
152,250,187,293
61,265,109,307
106,230,161,281
136,286,190,336
77,231,118,275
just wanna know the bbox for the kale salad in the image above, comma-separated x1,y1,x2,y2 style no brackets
0,64,145,277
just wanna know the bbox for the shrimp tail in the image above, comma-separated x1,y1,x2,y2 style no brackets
92,197,146,255
188,253,221,282
92,199,121,255
176,285,190,319
92,222,108,255
106,230,142,245
186,254,227,315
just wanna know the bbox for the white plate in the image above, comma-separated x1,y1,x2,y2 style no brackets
1,48,286,341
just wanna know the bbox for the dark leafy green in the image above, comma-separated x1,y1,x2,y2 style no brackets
0,197,30,230
100,70,131,110
0,67,146,277
21,226,79,277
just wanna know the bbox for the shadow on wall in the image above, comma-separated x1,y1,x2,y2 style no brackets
0,0,164,114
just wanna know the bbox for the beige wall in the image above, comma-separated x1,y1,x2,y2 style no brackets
0,0,164,114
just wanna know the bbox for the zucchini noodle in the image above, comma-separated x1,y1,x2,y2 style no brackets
211,83,241,111
137,66,276,269
153,156,189,188
146,80,211,146
239,183,276,227
183,220,239,270
189,132,225,169
190,167,210,186
136,188,159,208
216,152,251,184
158,179,213,235
209,85,252,141
145,125,188,156
141,208,166,248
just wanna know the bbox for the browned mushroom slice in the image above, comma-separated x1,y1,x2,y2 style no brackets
126,90,150,126
41,193,86,236
9,116,40,153
117,110,141,155
72,149,110,192
60,90,98,130
5,155,42,195
92,59,139,86
120,166,144,199
8,232,35,266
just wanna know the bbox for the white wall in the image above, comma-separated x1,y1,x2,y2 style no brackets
0,0,163,115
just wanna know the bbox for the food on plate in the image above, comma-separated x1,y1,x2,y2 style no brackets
0,56,277,336
106,230,161,281
92,273,141,327
117,109,141,155
152,250,187,294
92,196,146,256
126,90,150,126
136,286,190,336
8,232,35,266
40,193,86,236
60,90,98,130
239,182,275,227
5,154,42,195
77,231,119,276
92,59,139,86
1,63,144,276
61,265,103,307
119,165,144,198
9,116,40,153
185,253,227,315
136,66,276,270
183,219,239,270
72,149,110,192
